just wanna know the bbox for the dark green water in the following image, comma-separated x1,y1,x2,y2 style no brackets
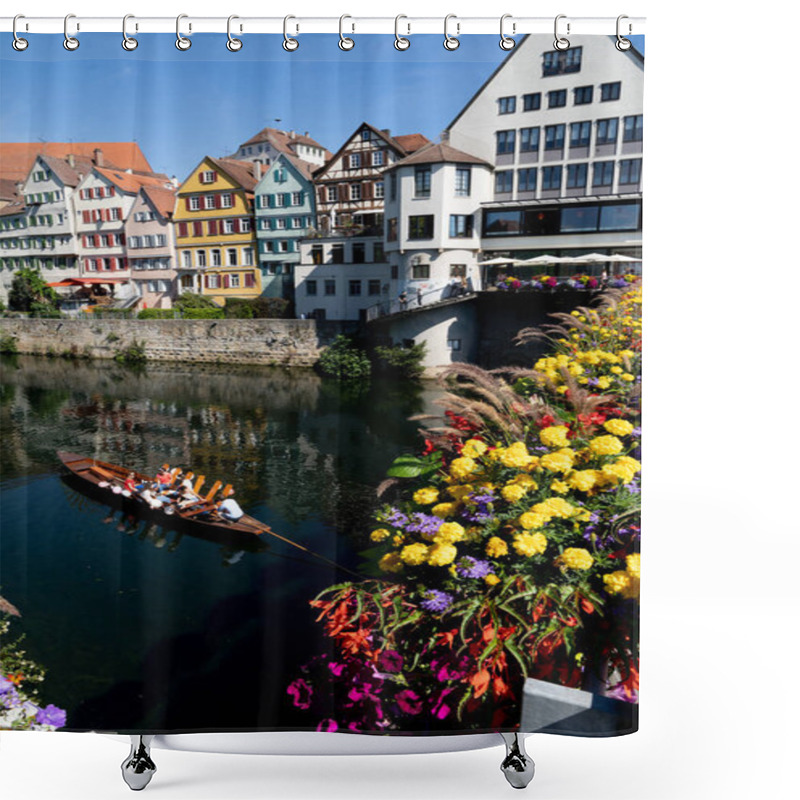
0,355,440,732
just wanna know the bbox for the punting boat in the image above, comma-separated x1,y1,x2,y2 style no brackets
57,451,271,549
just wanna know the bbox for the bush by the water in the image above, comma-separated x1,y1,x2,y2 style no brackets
7,269,59,316
318,335,371,381
372,342,427,380
224,296,293,319
0,334,18,355
114,340,147,365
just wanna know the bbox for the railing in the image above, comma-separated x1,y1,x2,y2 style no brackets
365,282,474,322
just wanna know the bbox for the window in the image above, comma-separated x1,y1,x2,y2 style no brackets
498,96,516,114
128,236,140,249
274,168,287,183
374,242,385,262
275,218,286,230
229,274,240,288
331,244,345,264
242,248,253,266
275,193,285,207
387,217,398,242
596,118,619,145
495,171,513,193
368,279,381,296
204,195,215,210
523,93,541,111
221,194,233,208
189,197,200,211
447,339,462,351
200,170,216,184
592,161,615,188
517,168,537,192
520,127,540,152
374,181,385,199
496,130,516,155
455,167,471,197
548,90,567,108
372,150,384,167
619,158,642,185
350,184,362,201
241,218,251,232
574,85,593,105
349,280,362,296
414,166,431,198
227,248,238,266
350,153,361,169
543,47,582,76
449,214,474,238
325,279,336,296
291,191,302,206
544,124,566,151
208,274,220,289
327,186,337,202
542,166,562,191
292,217,304,229
449,264,467,278
567,163,588,189
361,129,371,141
411,260,430,280
408,215,434,239
197,250,207,267
182,250,192,268
390,173,397,201
306,279,318,296
599,203,640,230
223,220,235,234
353,242,366,263
623,115,643,142
600,82,621,101
570,121,591,148
211,249,222,266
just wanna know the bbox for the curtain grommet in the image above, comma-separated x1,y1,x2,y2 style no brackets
12,15,29,51
283,15,299,51
444,14,460,51
122,14,138,51
616,15,632,51
63,14,79,51
176,14,191,51
339,15,354,51
553,14,570,51
227,15,243,51
394,15,410,51
499,14,515,51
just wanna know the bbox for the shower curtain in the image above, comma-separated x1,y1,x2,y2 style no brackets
0,28,641,739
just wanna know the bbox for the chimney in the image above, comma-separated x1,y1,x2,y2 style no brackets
304,131,309,137
67,153,75,168
381,129,391,137
254,161,262,180
93,148,104,167
290,130,296,139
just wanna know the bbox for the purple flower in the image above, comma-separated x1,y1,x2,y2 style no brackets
35,704,67,729
377,650,403,674
287,678,313,710
384,507,409,528
405,513,442,539
632,427,642,437
395,689,423,715
455,556,492,579
606,683,638,704
420,590,454,613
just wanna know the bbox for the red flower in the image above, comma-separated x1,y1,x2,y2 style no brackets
536,415,556,429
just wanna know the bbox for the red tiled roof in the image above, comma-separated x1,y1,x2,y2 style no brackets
141,185,177,219
208,157,259,191
240,127,330,159
95,167,172,195
391,133,431,153
0,200,25,217
0,178,20,201
388,142,492,169
0,142,153,182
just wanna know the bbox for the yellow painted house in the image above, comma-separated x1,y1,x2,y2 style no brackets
174,157,261,303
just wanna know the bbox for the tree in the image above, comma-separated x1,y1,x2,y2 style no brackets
8,269,58,314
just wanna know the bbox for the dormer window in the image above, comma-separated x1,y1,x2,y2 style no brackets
199,170,217,184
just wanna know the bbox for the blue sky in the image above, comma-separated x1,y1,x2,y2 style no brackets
1,33,644,182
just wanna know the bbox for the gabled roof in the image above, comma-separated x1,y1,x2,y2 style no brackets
0,142,153,182
207,157,259,192
276,152,315,183
94,167,172,195
386,141,492,170
37,153,97,187
0,200,26,217
141,185,177,220
391,134,430,154
238,127,333,161
0,179,20,201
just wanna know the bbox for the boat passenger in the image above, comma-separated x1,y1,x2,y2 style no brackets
177,485,200,510
140,483,164,510
122,472,137,497
217,490,244,523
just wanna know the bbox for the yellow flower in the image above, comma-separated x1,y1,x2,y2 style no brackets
484,574,501,587
379,553,404,573
626,553,641,578
461,439,488,459
621,373,635,382
435,521,466,544
428,543,458,567
550,480,570,494
540,425,571,449
450,456,478,482
518,511,548,530
558,547,594,570
392,534,405,546
447,484,474,500
501,483,528,504
568,470,597,492
533,497,576,519
610,365,623,374
589,435,624,456
413,487,439,505
370,528,391,542
512,474,538,489
540,451,574,474
500,441,536,469
603,419,634,437
512,532,548,557
486,536,509,557
597,376,612,390
432,502,457,519
400,543,429,566
603,570,630,595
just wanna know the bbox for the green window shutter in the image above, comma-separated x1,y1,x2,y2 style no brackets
268,194,275,208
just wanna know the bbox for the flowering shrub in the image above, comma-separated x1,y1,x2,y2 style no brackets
289,285,641,732
496,273,639,292
0,602,67,731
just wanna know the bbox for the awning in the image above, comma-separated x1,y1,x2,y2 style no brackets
46,278,127,287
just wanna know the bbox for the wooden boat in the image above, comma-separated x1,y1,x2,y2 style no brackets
57,451,272,548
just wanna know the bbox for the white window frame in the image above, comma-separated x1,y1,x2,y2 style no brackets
189,196,201,211
221,193,233,208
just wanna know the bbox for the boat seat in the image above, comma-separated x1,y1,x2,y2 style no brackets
89,465,117,482
203,480,222,503
193,475,206,495
220,484,233,499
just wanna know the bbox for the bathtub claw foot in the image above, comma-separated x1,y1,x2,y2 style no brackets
499,732,535,789
121,735,156,791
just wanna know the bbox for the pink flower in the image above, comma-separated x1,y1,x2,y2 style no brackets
287,678,312,710
316,719,339,732
431,688,456,720
377,650,403,674
395,689,423,715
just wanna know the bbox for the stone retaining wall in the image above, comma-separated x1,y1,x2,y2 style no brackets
0,318,351,367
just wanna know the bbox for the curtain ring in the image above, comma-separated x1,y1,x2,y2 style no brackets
227,15,242,51
443,14,460,51
283,15,299,51
339,15,354,50
553,14,570,51
499,14,515,50
12,15,28,51
122,15,138,51
63,14,79,51
394,15,410,51
616,15,632,51
176,14,191,51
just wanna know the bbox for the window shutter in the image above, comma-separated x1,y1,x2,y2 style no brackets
119,233,125,246
283,193,291,207
178,222,188,237
204,275,210,289
224,275,230,289
268,194,275,208
245,273,255,287
208,220,217,235
269,219,276,231
185,198,192,211
194,221,203,237
299,191,306,205
363,182,373,200
211,171,218,183
82,210,90,224
318,187,326,204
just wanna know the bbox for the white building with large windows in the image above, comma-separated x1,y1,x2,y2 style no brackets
445,34,643,279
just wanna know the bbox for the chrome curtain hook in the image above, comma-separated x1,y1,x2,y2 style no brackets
394,15,410,51
444,14,460,51
339,15,354,50
554,14,570,51
499,14,516,50
283,15,299,51
176,14,191,51
616,15,632,51
122,14,138,51
63,13,79,51
12,14,29,51
227,15,242,51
